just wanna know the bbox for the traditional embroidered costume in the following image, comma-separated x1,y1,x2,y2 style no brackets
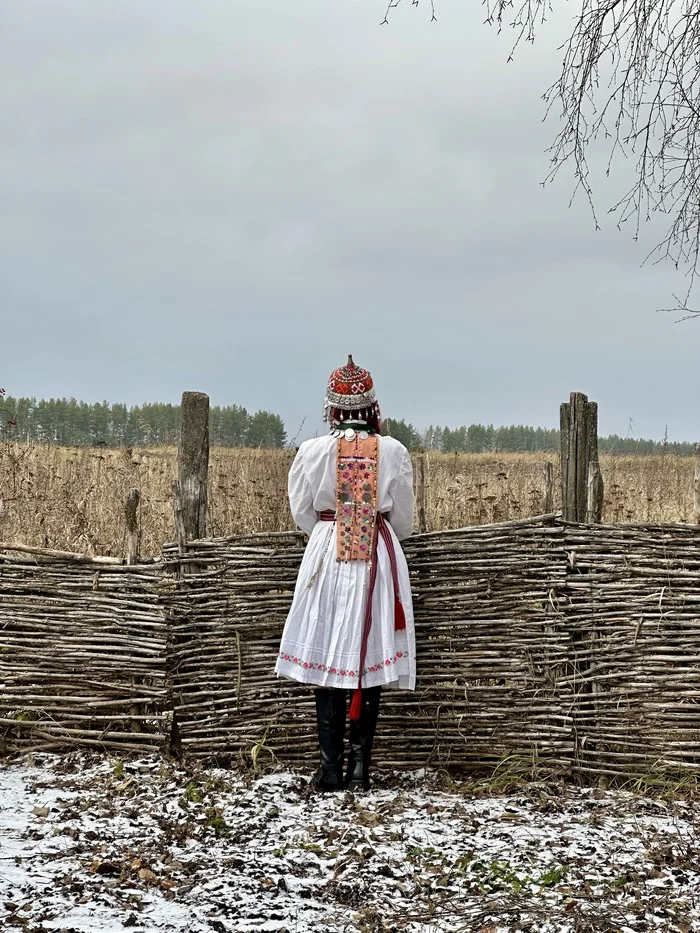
275,357,415,791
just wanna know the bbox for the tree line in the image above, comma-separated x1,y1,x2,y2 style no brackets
0,397,692,455
0,397,287,449
383,419,695,457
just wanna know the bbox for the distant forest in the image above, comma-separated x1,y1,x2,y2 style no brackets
0,397,287,449
0,398,694,455
383,419,696,457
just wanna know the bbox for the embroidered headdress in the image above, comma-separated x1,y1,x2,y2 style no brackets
324,355,380,425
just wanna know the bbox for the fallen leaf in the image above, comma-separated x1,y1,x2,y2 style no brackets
94,861,121,876
357,810,382,827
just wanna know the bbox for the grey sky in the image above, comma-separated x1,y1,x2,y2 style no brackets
0,0,695,442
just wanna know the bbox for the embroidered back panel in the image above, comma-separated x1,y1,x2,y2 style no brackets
335,434,379,562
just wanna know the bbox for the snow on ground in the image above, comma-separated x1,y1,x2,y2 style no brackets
1,754,699,933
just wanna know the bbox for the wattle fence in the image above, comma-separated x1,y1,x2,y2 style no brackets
3,514,700,782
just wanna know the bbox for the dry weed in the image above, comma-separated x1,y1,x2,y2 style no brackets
0,444,294,556
0,444,695,556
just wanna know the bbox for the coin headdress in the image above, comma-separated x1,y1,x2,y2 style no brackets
324,355,381,427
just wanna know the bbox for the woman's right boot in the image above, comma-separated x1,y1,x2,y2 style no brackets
311,688,346,792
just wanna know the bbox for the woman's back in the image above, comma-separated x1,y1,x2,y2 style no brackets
289,433,413,540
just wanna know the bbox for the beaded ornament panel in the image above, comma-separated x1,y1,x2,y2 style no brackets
335,434,379,562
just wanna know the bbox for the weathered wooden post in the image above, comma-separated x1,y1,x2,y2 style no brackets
124,488,140,565
124,486,142,730
415,452,428,534
586,402,604,524
560,392,603,523
172,391,210,551
561,393,604,780
694,445,700,525
542,461,554,514
168,392,210,758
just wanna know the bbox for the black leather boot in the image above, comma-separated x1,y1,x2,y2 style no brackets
345,686,382,791
311,688,346,792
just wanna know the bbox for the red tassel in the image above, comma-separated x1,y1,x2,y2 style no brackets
349,688,362,721
394,595,406,632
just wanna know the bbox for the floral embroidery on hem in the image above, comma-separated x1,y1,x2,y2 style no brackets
278,651,405,677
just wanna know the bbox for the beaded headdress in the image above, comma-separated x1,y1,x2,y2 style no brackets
324,355,380,424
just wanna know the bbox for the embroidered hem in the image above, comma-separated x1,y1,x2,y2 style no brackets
277,650,405,678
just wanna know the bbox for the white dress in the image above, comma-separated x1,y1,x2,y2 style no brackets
275,433,416,691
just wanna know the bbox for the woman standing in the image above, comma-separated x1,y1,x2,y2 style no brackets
275,356,415,792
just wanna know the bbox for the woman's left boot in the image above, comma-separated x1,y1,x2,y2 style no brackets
311,688,346,792
345,686,382,792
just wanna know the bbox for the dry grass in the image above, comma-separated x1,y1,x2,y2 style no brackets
425,451,698,527
0,443,696,556
0,444,294,557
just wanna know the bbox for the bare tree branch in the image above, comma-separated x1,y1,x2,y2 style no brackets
386,1,700,315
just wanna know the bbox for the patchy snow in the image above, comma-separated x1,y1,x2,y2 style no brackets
1,753,699,933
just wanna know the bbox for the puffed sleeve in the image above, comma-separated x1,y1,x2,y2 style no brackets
387,446,414,541
288,447,318,536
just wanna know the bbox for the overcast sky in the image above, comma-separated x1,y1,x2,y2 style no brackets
1,0,696,442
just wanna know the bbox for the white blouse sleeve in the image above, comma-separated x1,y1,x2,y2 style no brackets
387,446,414,541
288,448,318,536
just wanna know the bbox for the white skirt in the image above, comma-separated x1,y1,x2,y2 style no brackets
275,519,416,690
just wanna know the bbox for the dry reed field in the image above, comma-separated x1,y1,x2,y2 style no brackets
0,442,696,556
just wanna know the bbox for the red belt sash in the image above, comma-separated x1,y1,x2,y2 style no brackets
319,509,406,719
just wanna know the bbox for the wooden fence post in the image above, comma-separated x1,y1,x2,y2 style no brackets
168,391,209,758
543,461,554,514
694,445,700,525
586,402,604,524
415,453,428,534
560,392,603,523
124,488,140,565
172,391,210,551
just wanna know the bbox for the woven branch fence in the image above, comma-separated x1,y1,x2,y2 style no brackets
0,545,167,754
3,516,700,781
